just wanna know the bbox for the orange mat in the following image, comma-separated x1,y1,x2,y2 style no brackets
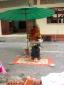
12,56,55,66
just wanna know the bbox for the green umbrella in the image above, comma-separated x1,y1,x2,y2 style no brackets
0,7,54,48
0,7,54,21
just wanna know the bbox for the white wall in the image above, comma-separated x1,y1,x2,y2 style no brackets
36,19,64,35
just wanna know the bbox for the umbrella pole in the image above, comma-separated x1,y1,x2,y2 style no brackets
26,21,33,56
26,21,30,56
26,20,33,48
26,21,28,49
27,33,29,49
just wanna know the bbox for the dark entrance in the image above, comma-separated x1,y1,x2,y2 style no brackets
43,35,51,41
9,21,26,34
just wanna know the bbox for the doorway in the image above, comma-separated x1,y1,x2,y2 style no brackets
9,21,26,34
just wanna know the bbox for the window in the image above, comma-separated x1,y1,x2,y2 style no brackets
47,7,64,24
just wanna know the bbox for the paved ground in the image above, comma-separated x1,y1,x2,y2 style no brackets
0,37,64,84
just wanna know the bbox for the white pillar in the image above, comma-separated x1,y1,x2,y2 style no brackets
0,20,2,35
37,0,40,5
28,0,34,6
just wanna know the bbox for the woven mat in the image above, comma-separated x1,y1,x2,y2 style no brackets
11,56,55,66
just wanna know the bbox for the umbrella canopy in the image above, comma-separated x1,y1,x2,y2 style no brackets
0,7,54,21
0,7,54,48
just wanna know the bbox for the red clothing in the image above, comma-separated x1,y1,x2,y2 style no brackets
29,27,40,41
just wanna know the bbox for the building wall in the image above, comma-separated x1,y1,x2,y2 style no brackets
1,20,10,35
0,1,64,35
36,19,64,41
36,19,64,35
51,35,64,41
35,0,64,41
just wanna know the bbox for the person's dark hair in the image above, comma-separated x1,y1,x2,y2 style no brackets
33,25,36,28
